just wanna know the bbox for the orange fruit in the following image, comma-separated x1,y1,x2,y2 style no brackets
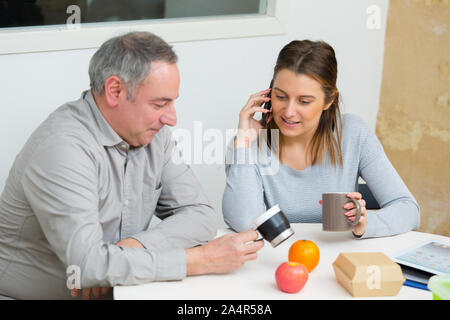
288,240,320,272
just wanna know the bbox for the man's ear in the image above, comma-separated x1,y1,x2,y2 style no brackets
104,76,124,107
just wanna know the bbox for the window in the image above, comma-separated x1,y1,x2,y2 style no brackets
0,0,267,27
0,0,289,54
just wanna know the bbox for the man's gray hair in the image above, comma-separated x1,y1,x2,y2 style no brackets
89,31,178,99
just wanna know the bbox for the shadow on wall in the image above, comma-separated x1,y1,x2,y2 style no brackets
376,0,450,236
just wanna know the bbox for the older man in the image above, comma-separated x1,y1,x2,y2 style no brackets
0,32,263,300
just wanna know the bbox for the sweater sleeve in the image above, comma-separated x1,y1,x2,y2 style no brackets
222,141,267,232
357,120,420,239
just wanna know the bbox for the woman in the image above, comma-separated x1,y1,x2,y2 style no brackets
222,40,420,238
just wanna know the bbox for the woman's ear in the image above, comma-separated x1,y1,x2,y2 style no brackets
324,90,338,111
323,102,332,111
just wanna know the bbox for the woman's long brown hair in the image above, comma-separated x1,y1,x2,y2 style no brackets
265,40,343,168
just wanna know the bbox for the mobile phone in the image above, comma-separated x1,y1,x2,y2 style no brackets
261,79,273,127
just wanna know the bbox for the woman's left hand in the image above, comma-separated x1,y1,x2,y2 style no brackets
344,192,367,237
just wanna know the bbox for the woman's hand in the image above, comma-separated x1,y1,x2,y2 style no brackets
235,88,272,148
345,192,367,237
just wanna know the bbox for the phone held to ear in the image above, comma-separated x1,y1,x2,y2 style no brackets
261,79,273,127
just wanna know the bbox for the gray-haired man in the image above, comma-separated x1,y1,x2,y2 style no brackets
0,32,263,300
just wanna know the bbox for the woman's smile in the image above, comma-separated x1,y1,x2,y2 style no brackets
280,116,301,128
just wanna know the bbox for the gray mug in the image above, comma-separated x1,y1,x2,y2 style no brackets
322,193,361,231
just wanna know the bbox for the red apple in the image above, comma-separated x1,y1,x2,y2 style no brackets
275,262,309,293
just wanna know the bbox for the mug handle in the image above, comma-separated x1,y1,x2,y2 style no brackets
349,198,361,226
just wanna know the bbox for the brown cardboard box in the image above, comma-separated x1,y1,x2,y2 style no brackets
332,252,405,297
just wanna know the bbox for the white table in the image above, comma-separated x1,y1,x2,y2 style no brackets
114,223,448,300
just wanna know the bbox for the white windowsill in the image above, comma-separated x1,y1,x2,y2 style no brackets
0,0,290,55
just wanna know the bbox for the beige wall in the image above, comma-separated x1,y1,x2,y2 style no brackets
376,0,449,236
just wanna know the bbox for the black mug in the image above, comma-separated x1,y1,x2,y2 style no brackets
252,204,294,247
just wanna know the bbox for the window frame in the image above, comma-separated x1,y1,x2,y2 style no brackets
0,0,290,55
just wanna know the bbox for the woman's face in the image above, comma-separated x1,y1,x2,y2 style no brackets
271,69,331,141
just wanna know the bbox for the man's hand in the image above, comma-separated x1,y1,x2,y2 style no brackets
70,287,111,300
186,229,264,276
70,237,145,299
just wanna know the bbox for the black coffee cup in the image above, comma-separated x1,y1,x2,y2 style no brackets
252,204,294,247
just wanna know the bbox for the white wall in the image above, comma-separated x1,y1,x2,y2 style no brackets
0,0,389,226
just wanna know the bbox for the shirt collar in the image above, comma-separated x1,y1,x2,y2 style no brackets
83,90,125,148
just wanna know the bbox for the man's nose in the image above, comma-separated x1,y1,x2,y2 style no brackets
160,104,177,127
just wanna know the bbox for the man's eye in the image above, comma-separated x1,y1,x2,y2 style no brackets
276,95,287,100
300,100,310,105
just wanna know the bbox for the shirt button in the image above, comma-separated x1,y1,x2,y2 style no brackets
124,199,129,206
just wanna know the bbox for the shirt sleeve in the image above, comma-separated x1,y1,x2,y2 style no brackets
222,139,267,232
21,135,186,289
357,121,420,239
131,128,217,251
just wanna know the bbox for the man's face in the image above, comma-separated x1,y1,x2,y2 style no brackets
116,61,180,147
